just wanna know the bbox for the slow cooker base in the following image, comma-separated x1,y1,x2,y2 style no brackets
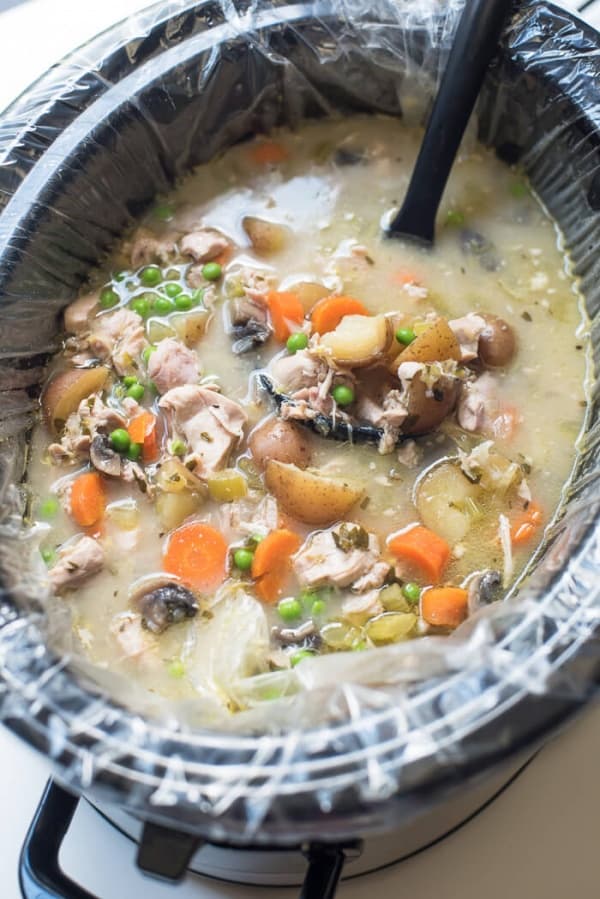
93,750,533,887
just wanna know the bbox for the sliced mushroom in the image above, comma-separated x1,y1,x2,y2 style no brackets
90,434,122,477
467,569,502,613
131,579,199,634
272,620,316,645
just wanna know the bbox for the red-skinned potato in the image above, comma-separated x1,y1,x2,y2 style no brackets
249,418,312,470
42,367,109,434
402,374,458,436
391,318,461,371
265,460,364,525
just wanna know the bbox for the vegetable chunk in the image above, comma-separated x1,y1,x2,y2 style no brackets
265,461,364,525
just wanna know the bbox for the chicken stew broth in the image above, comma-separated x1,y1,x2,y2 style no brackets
28,117,588,709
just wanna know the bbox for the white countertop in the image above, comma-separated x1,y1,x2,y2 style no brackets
1,1,600,897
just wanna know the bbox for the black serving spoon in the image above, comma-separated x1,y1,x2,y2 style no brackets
261,0,512,445
387,0,512,244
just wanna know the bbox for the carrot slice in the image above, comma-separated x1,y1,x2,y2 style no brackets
249,141,289,166
511,501,543,546
387,524,451,583
310,295,370,335
251,529,301,603
163,522,227,591
70,472,106,528
421,587,468,628
266,291,304,343
128,411,159,463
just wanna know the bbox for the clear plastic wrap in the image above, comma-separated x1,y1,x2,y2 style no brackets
0,0,599,844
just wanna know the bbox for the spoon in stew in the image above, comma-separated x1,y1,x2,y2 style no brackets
260,0,513,445
386,0,511,244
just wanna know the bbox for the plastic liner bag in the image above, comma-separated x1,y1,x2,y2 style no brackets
0,0,599,842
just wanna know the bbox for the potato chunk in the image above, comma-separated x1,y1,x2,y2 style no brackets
42,367,109,434
415,460,482,544
265,460,364,525
320,314,391,368
394,318,461,367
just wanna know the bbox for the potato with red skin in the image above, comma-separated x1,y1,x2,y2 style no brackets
42,367,109,434
402,374,459,436
249,417,312,470
265,460,364,525
478,315,516,368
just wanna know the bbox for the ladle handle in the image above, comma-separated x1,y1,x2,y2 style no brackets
387,0,512,244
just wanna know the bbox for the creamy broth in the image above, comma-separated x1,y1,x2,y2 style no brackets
27,116,588,709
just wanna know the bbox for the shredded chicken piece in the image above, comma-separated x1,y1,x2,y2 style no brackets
293,525,389,591
63,292,98,334
88,308,148,376
342,590,384,625
48,394,126,465
180,228,229,263
147,337,199,393
159,384,247,478
457,373,502,434
110,612,150,659
449,313,486,362
269,349,328,394
49,536,104,593
129,228,179,268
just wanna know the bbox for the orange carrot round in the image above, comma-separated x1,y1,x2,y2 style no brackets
251,528,301,603
387,524,451,583
266,291,304,343
163,522,227,592
249,141,289,166
70,472,106,528
421,587,468,628
310,295,370,335
128,411,159,463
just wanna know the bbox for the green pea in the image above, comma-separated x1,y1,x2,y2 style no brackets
153,296,175,316
202,262,222,281
174,293,193,311
39,496,59,519
446,209,465,226
113,271,127,283
331,384,355,406
126,442,143,462
131,296,151,317
395,327,416,345
277,597,302,622
311,599,326,617
286,332,309,354
402,582,421,604
40,547,56,565
164,282,182,298
167,658,185,678
291,649,316,667
509,180,528,199
233,548,254,571
100,287,119,309
153,204,175,222
122,375,137,387
109,428,131,454
169,439,187,456
126,383,145,401
140,265,162,287
142,345,157,364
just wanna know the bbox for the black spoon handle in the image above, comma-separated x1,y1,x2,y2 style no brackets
387,0,512,244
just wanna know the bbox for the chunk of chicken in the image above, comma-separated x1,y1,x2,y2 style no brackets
89,308,148,376
159,384,247,478
180,228,229,263
48,395,126,464
63,292,99,334
269,349,328,394
457,373,501,433
293,525,389,591
449,313,486,362
129,228,179,268
49,536,104,593
147,337,199,393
